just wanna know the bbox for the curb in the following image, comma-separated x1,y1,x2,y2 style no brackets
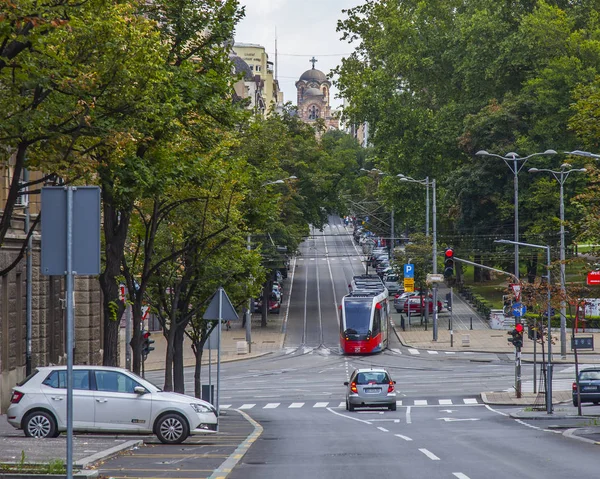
208,409,263,479
75,439,143,469
563,428,600,445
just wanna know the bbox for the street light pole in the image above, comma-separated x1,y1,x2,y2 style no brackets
528,164,587,358
425,176,430,237
476,150,557,279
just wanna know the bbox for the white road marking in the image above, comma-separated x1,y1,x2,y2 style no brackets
408,348,420,355
437,417,480,422
396,400,403,406
439,399,452,405
390,348,402,354
377,427,389,432
395,434,413,441
419,449,440,461
289,402,304,408
326,407,372,424
338,401,345,408
445,351,456,355
440,409,455,413
263,403,280,409
239,404,255,410
310,258,315,261
414,399,428,406
453,474,471,479
463,398,478,404
427,350,439,355
314,402,329,408
406,406,412,424
220,405,231,409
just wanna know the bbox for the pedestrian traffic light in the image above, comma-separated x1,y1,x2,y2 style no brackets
508,323,524,348
444,248,454,277
142,330,155,359
445,292,452,311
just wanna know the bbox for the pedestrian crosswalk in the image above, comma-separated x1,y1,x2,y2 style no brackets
389,348,485,357
218,397,482,411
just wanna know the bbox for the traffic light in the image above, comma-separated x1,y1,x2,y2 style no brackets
508,323,524,348
142,330,155,359
444,248,454,277
528,324,541,340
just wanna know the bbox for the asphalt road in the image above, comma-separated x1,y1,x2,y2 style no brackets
102,216,599,478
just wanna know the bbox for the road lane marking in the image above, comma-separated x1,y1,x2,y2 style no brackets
408,348,420,355
395,434,413,441
314,402,329,408
209,410,262,479
220,405,231,409
377,427,389,432
427,350,439,355
263,403,280,409
326,407,372,424
238,404,255,410
439,399,452,405
419,449,440,461
396,400,403,406
445,351,456,355
414,400,428,406
463,398,478,404
289,402,304,408
453,474,471,479
338,401,345,408
406,406,412,424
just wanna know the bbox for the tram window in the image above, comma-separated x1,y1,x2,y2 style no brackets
373,309,381,335
343,302,371,334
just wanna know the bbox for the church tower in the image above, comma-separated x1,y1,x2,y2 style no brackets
295,57,339,130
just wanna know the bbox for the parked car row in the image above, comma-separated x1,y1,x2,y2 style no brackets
393,291,443,315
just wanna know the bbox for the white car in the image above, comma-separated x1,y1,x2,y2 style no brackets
6,366,217,444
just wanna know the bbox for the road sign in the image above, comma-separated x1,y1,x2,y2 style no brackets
403,264,415,279
572,336,594,350
427,273,444,283
541,308,556,318
512,302,527,317
204,287,239,321
587,271,600,285
404,278,415,292
510,284,522,301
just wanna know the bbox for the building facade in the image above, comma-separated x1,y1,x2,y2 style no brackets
295,58,339,130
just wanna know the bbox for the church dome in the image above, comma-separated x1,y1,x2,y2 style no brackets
304,87,324,97
299,68,328,83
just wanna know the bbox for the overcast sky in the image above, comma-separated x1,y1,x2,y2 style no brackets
234,0,363,109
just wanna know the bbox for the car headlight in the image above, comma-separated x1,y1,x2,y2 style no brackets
190,403,212,413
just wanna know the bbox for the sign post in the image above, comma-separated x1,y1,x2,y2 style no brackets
41,186,100,479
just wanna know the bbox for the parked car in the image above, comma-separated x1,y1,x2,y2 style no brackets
384,274,402,295
573,368,600,406
344,368,397,411
6,366,218,444
394,291,420,312
403,296,443,315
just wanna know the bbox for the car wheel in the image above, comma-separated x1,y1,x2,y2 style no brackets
156,413,189,445
348,402,355,412
23,410,57,439
345,399,349,411
389,403,397,411
573,398,579,407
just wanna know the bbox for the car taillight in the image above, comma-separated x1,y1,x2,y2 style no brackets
394,294,400,299
388,382,395,393
11,390,24,404
351,382,358,393
572,382,577,392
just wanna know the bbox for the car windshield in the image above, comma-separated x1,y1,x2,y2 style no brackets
344,301,371,334
580,371,600,380
356,372,390,385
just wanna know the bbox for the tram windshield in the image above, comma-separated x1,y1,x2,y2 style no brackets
343,301,372,335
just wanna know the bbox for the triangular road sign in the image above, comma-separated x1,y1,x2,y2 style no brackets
203,287,240,321
511,284,521,301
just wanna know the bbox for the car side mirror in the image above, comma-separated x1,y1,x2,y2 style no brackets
343,382,349,386
134,386,147,394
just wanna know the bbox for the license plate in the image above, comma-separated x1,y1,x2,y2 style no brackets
364,388,381,393
582,386,598,391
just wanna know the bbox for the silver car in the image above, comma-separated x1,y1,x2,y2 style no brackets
7,366,218,444
344,368,397,411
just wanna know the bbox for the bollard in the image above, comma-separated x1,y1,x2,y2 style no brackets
470,316,473,330
401,315,405,332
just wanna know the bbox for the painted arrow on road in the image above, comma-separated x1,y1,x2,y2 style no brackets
437,417,480,422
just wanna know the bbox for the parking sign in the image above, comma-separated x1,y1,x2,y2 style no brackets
404,264,414,279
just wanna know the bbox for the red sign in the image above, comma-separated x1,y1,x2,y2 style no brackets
587,271,600,285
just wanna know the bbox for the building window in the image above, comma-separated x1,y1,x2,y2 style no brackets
249,65,253,71
256,65,261,72
308,105,320,120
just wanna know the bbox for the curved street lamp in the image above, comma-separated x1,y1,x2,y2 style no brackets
528,164,587,358
475,150,557,278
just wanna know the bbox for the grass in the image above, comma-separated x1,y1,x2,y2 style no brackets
0,452,66,475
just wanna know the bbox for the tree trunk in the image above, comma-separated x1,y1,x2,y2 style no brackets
473,254,483,282
193,342,203,399
173,326,186,394
130,300,143,375
526,254,538,284
163,325,177,391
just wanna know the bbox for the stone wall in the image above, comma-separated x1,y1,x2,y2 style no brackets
0,216,102,412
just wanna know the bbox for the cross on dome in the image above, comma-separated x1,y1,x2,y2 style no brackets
309,56,318,69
